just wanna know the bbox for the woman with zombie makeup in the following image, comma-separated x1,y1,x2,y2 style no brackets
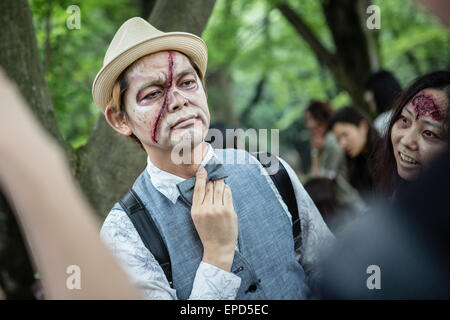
328,107,382,201
375,70,450,196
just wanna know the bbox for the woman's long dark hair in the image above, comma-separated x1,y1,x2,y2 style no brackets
328,106,381,196
374,70,450,195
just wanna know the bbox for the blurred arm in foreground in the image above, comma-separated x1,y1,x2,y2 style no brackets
0,68,141,299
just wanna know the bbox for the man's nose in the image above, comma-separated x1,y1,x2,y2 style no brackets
400,127,419,151
167,89,188,113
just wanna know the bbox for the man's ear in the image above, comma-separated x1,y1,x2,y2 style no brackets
104,106,133,136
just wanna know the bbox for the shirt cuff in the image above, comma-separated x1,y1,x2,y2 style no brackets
189,261,241,300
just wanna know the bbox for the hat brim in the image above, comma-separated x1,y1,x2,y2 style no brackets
92,32,207,112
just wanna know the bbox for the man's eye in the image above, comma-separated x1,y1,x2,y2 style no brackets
143,90,162,100
181,80,196,87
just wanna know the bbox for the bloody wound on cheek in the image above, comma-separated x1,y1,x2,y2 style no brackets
412,94,444,122
151,52,174,143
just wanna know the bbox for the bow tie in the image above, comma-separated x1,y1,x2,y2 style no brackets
177,158,228,207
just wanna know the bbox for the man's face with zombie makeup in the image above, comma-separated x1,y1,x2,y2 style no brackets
391,88,449,181
121,51,210,151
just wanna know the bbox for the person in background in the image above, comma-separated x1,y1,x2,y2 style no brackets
364,70,402,136
304,101,366,220
304,178,356,237
304,101,346,179
374,70,450,196
305,100,365,222
328,107,381,201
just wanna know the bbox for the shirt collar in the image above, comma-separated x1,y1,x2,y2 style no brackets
145,143,216,204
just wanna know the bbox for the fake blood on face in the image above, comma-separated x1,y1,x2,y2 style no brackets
151,52,174,143
412,94,444,122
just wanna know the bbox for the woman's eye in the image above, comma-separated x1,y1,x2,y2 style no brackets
423,130,440,139
398,115,409,128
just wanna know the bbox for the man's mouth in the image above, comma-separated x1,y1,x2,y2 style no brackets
171,115,198,129
399,151,419,165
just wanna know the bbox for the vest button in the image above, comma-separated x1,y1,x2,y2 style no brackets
247,284,257,292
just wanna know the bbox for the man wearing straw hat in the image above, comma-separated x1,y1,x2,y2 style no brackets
96,17,333,299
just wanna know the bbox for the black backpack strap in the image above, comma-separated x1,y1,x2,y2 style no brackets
254,152,302,246
119,189,173,287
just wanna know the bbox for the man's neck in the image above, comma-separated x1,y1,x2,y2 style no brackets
145,142,208,179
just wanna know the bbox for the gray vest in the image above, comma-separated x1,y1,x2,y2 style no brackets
114,148,310,299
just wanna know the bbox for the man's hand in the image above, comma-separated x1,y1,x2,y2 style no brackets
191,167,238,272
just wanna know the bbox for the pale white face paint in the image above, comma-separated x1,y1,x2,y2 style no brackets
122,51,210,151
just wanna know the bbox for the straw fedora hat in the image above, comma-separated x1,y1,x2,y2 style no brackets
92,17,208,112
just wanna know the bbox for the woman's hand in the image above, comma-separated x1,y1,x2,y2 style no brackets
191,167,238,272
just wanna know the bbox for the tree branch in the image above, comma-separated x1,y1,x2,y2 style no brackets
276,3,336,67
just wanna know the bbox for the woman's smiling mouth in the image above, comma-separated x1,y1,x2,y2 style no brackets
399,151,419,165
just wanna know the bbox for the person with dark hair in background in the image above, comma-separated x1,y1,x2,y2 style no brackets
304,101,345,179
328,107,381,201
304,178,356,236
375,70,450,196
305,101,366,214
364,70,402,136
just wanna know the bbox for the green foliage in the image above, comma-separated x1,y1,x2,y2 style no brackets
374,0,450,86
203,0,449,146
29,0,449,151
204,0,345,139
30,0,140,148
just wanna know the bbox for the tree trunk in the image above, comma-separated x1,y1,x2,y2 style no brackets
0,0,65,145
148,0,216,36
206,67,239,127
0,0,67,299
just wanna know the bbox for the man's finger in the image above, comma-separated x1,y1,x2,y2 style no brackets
192,167,207,207
223,184,233,208
203,181,214,205
213,179,225,206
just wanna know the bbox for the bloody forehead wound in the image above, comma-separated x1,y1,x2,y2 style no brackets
151,52,175,143
411,93,444,122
